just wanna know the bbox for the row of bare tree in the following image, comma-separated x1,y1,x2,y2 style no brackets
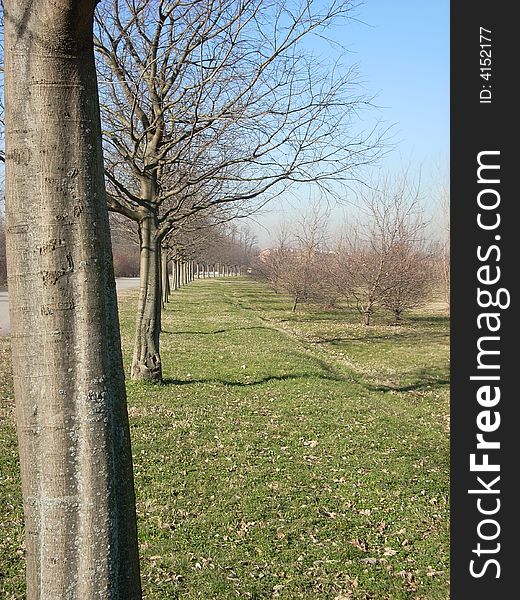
3,0,380,383
254,177,449,323
110,215,259,279
0,0,383,597
90,0,384,382
160,221,258,304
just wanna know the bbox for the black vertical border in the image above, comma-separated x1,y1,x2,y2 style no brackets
451,2,516,598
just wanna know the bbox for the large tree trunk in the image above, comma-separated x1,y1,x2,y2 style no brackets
3,2,142,598
131,213,162,381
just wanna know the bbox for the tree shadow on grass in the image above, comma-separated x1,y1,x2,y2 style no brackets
161,325,271,336
313,329,449,345
162,371,345,387
364,369,450,394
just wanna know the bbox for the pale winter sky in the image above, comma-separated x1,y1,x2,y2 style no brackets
248,0,450,247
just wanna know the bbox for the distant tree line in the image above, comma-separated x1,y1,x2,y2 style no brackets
254,176,449,324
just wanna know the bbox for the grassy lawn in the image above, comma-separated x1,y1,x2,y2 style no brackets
0,277,449,599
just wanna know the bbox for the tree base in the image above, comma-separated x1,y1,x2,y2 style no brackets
131,356,163,382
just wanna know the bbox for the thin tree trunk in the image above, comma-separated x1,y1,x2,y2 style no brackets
166,260,171,297
292,295,299,312
161,249,169,305
3,2,141,597
131,214,162,381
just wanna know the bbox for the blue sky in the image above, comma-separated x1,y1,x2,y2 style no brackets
343,0,449,169
252,0,450,245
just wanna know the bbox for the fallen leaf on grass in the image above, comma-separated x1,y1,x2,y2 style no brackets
349,539,367,552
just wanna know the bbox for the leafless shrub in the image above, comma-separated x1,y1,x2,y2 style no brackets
336,174,431,324
259,207,334,311
259,175,436,322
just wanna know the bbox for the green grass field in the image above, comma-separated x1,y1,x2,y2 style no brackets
0,277,449,599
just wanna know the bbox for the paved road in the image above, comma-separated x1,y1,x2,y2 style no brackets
0,277,140,336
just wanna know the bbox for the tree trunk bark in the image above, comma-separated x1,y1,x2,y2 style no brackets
3,2,142,597
172,259,178,290
131,214,162,381
161,249,169,305
166,260,171,298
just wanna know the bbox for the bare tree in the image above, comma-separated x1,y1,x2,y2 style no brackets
94,0,384,381
333,174,428,324
253,225,293,293
380,240,434,321
261,208,331,311
3,2,141,597
438,182,450,308
109,213,141,277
